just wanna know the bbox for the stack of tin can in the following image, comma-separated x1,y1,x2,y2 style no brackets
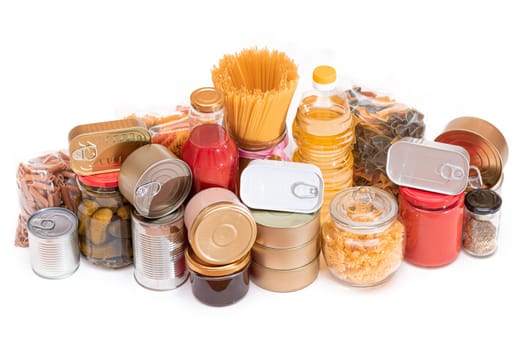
240,159,324,292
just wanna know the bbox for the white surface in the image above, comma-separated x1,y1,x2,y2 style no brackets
1,1,523,349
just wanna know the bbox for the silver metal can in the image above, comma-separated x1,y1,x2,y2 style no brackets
131,208,188,290
27,208,80,279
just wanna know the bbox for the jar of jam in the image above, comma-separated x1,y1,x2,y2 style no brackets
322,186,404,287
181,87,239,195
77,172,133,268
399,186,464,267
185,247,250,307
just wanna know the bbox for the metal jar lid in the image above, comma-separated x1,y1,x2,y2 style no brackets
27,208,80,279
386,137,470,195
189,201,257,265
190,87,224,112
435,116,508,190
119,144,192,219
251,209,320,248
240,159,324,213
185,247,250,277
465,189,502,215
68,119,150,175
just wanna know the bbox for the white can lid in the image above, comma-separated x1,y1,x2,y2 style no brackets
240,160,324,213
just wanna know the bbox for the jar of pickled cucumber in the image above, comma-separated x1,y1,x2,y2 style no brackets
77,172,133,268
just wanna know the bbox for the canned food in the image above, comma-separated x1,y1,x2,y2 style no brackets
27,208,80,279
250,256,319,293
184,187,257,265
240,159,324,213
119,144,192,219
131,208,188,291
386,137,470,195
435,116,508,190
251,210,320,248
68,119,150,175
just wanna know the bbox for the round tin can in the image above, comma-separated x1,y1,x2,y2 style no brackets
251,235,320,270
131,208,188,291
250,255,319,293
435,117,508,190
184,187,257,265
119,144,192,219
251,210,320,248
27,208,80,279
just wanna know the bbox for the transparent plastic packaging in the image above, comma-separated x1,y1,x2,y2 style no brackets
293,66,356,223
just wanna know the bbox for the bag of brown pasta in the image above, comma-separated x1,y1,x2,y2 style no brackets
15,151,80,247
346,86,425,196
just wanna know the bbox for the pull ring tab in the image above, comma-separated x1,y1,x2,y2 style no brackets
72,143,97,161
439,163,466,180
468,165,483,189
32,219,56,230
135,181,162,211
291,182,319,199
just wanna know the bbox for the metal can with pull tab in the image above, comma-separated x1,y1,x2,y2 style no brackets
386,137,471,195
27,208,80,279
119,144,192,219
240,159,324,213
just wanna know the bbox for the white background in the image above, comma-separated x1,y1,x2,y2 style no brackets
1,1,523,349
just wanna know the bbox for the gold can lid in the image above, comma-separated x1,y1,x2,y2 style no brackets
189,202,256,265
185,247,250,277
190,87,224,113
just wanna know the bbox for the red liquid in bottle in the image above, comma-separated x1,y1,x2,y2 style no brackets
181,123,239,195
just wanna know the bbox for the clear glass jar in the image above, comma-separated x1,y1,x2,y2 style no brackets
292,65,356,223
322,186,404,287
463,189,502,257
77,172,133,268
182,87,239,195
399,186,464,267
185,248,250,307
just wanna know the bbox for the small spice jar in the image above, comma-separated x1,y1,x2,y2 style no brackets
399,186,464,267
185,248,250,307
322,186,404,287
77,172,133,268
181,87,239,195
463,189,502,257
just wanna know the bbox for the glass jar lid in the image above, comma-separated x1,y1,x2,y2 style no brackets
465,189,502,215
190,87,224,112
330,186,397,233
77,171,119,188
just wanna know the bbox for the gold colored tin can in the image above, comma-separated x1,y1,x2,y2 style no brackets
251,234,320,270
119,144,192,219
435,117,508,190
68,119,150,175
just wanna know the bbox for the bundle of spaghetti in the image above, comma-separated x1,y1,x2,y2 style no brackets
212,48,298,148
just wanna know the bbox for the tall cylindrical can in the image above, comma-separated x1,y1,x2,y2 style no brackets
131,208,188,290
27,207,80,279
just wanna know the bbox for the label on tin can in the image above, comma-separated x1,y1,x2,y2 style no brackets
68,119,151,175
386,137,470,195
240,159,324,213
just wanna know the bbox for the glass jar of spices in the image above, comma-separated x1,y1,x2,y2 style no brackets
322,186,405,287
463,189,502,257
77,172,133,268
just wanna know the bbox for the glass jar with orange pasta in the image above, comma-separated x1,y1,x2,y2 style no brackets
322,186,404,287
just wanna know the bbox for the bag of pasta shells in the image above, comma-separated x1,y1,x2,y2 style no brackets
346,87,425,196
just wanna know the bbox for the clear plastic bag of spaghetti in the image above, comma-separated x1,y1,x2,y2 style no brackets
125,106,190,158
15,151,80,247
347,86,425,196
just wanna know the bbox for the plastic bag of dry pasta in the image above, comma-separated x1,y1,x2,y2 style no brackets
15,150,80,247
346,87,425,196
125,106,190,158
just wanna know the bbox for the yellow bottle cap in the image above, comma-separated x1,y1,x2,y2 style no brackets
313,65,336,85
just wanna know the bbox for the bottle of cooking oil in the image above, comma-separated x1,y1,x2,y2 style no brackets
292,65,356,223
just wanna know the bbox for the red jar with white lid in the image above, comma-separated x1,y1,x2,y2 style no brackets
398,186,464,267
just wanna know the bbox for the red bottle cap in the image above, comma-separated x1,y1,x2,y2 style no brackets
399,186,463,209
77,171,119,188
